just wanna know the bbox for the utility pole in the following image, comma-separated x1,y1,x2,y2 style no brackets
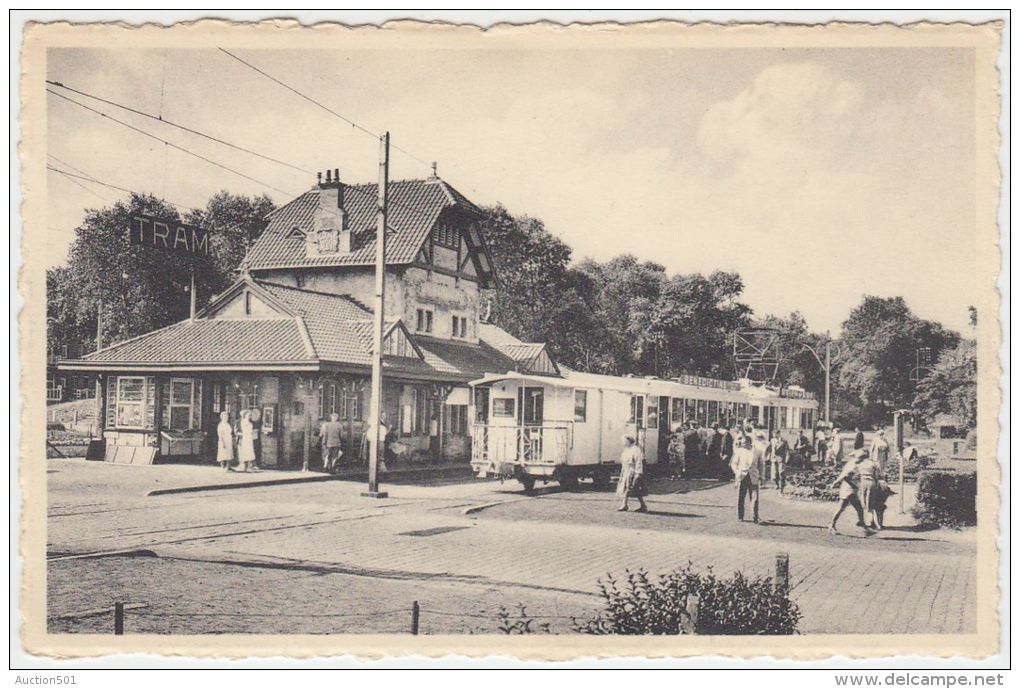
801,331,839,425
824,333,831,424
363,132,390,499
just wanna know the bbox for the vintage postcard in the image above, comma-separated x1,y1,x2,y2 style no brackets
17,18,1004,662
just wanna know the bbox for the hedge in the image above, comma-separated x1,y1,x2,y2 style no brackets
572,565,800,635
911,470,977,528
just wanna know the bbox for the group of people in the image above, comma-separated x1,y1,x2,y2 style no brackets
215,409,260,473
618,418,899,536
668,420,801,486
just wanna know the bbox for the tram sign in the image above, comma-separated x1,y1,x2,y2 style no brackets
129,214,210,256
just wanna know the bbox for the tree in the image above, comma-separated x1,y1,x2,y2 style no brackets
49,191,274,350
751,311,827,397
836,296,960,426
479,205,609,371
913,338,977,431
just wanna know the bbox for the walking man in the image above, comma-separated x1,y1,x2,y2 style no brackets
828,449,870,534
320,412,344,472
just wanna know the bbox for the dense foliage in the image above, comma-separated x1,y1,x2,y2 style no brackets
913,339,978,432
836,296,960,427
572,566,800,635
46,191,274,354
912,470,977,528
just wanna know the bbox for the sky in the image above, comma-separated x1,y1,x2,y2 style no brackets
44,45,977,334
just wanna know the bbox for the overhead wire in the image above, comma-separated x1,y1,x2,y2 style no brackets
217,47,433,169
46,80,315,176
46,165,194,211
46,88,297,197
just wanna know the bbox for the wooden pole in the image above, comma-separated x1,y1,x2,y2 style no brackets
411,600,420,635
96,300,104,351
775,552,790,592
189,266,197,321
302,377,311,473
364,132,390,498
114,602,124,635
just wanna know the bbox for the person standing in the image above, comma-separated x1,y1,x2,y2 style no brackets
828,449,869,534
828,427,844,465
237,409,258,473
320,412,344,473
853,427,865,450
683,421,701,476
216,411,234,471
730,434,764,523
720,424,735,479
616,434,648,513
815,425,828,464
767,432,790,492
667,423,686,479
793,430,811,468
869,428,891,475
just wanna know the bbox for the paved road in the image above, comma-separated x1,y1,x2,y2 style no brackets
46,459,976,635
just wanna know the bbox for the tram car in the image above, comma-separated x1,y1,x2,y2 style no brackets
468,369,818,492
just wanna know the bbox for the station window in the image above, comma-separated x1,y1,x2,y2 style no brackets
115,376,145,428
416,308,434,334
444,404,468,435
168,378,195,430
493,398,515,418
452,315,468,339
573,390,587,422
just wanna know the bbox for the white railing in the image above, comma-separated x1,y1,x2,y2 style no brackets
471,423,571,466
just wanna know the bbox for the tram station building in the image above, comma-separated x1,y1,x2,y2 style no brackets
59,171,557,467
59,169,815,470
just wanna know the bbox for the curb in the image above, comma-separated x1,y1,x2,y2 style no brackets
145,466,477,496
146,474,336,496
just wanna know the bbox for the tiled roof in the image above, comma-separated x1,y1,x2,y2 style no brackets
82,319,311,364
478,322,524,346
245,178,477,270
69,278,540,382
414,335,518,381
257,281,371,321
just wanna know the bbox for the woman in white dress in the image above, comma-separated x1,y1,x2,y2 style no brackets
238,409,257,472
616,434,648,513
216,411,234,471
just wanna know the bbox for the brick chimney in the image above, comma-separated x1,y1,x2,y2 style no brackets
307,168,350,256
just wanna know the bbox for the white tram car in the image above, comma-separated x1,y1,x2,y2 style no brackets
469,369,818,492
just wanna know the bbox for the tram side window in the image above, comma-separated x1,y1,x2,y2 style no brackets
492,398,515,418
629,395,645,428
573,390,587,422
707,400,719,426
646,395,659,429
671,398,684,425
696,399,707,427
684,399,697,424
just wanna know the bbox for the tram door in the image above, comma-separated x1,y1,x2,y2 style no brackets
657,396,671,464
518,386,545,461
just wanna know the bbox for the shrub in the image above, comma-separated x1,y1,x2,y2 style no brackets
912,470,976,528
573,565,800,635
783,465,841,501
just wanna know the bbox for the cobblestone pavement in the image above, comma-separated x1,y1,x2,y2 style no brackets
46,460,976,635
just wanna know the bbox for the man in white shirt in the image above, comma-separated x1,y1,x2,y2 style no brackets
730,433,766,523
